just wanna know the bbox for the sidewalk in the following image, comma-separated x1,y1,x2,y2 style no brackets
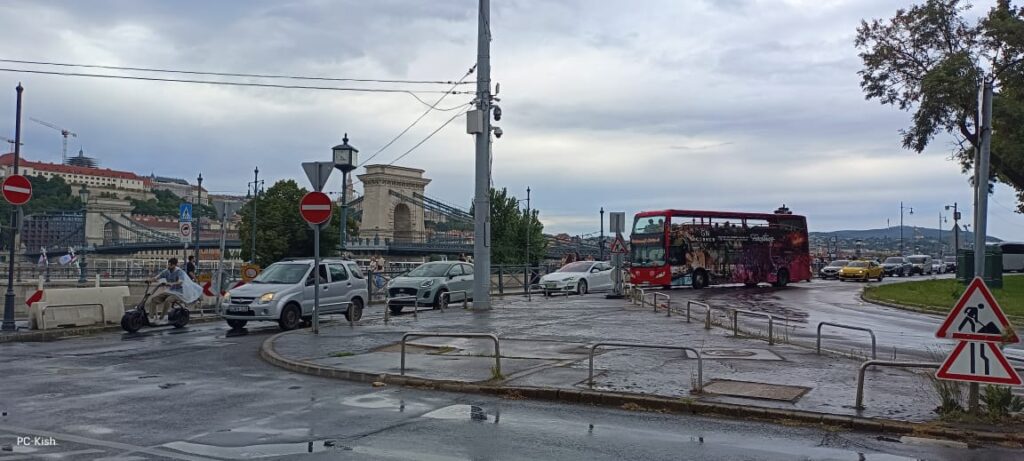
263,293,958,427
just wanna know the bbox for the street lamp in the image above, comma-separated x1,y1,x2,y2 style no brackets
945,202,960,252
938,214,948,257
900,202,914,255
332,134,358,256
193,173,202,269
247,167,264,263
599,207,605,261
78,185,90,283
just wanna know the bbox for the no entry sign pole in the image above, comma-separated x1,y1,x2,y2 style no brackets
301,161,334,335
2,84,24,331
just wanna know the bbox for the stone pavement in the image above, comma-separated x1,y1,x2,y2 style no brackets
265,293,950,425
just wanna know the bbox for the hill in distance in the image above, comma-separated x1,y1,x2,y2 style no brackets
810,226,1005,243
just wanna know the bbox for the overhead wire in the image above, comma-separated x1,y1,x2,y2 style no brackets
359,65,475,167
0,58,472,85
388,109,472,166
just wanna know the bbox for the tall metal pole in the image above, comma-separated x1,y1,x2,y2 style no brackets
312,225,320,334
524,187,531,301
340,170,349,256
969,79,994,416
193,173,202,269
472,0,493,310
2,84,23,331
899,202,904,255
251,167,259,263
938,213,942,257
599,207,605,260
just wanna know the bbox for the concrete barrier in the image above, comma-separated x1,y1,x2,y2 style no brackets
26,286,131,328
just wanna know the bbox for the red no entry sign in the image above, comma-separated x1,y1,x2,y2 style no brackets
299,191,332,224
1,174,32,205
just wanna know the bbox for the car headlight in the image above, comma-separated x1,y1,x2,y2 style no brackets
564,276,578,282
420,279,435,288
259,292,275,303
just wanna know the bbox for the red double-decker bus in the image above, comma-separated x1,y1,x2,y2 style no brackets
629,207,811,289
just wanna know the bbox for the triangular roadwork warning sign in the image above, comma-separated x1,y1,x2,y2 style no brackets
936,341,1023,385
610,236,628,254
935,277,1019,343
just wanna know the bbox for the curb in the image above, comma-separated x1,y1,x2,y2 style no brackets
859,292,946,317
0,314,222,343
258,330,1024,446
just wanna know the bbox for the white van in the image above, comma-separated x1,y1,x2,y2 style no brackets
998,242,1024,272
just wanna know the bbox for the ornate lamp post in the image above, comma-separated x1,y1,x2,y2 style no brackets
247,167,264,263
332,134,358,256
78,185,90,284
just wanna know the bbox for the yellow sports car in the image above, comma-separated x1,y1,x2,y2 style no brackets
839,260,884,282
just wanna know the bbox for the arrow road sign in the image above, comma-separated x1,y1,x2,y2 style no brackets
2,174,32,205
299,191,332,225
302,161,334,192
936,277,1019,343
179,203,193,223
936,341,1023,385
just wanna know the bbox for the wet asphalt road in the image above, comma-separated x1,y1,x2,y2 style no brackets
1,317,1019,460
646,274,1024,362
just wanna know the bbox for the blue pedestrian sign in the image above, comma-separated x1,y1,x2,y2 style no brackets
179,203,193,223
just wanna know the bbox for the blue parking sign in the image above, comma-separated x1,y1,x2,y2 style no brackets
179,203,193,223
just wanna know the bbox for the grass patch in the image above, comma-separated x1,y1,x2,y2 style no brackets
328,351,355,358
864,276,1024,319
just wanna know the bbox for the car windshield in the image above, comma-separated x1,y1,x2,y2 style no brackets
557,262,593,273
251,263,309,284
884,257,904,264
848,261,868,268
828,260,849,267
406,263,452,278
907,256,927,264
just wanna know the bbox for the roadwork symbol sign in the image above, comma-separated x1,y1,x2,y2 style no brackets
935,277,1019,343
935,341,1023,385
610,235,628,254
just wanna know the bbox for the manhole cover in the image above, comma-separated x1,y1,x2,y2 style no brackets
703,349,756,357
702,379,810,402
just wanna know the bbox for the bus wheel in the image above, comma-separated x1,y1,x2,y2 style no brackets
692,270,708,289
772,269,790,288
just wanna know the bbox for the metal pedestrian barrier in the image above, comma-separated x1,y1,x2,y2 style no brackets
855,360,940,409
646,292,670,316
731,309,776,345
400,332,501,377
440,290,469,310
588,342,703,393
686,300,710,324
817,322,877,360
384,295,423,323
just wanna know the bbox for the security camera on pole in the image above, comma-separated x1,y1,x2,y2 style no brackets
301,161,334,334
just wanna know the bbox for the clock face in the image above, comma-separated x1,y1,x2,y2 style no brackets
334,151,352,165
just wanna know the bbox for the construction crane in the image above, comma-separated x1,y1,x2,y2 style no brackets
3,137,22,152
29,117,77,164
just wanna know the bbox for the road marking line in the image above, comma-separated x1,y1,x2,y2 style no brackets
2,185,29,194
0,425,216,461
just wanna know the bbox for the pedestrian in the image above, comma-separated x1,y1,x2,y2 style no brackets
458,253,467,262
185,255,197,281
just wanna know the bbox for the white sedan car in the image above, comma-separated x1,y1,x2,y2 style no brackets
539,261,614,295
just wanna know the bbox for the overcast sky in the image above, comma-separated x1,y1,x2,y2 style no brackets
1,0,1023,240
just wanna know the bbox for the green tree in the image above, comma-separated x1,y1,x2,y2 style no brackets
236,180,357,266
487,187,546,265
132,189,215,218
855,0,1024,209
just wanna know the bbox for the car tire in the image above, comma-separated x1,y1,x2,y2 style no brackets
877,272,884,282
576,280,588,296
388,305,404,316
772,269,790,288
344,297,364,322
226,319,248,330
434,289,449,310
278,304,302,331
692,270,708,289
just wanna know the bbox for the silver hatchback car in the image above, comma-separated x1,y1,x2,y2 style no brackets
386,261,474,315
221,258,368,330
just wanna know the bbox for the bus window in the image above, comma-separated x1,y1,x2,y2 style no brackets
633,216,665,234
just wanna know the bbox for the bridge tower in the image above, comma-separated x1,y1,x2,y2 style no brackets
83,197,134,247
357,165,431,242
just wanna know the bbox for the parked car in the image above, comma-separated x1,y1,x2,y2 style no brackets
997,242,1024,272
839,260,884,282
819,260,850,279
539,261,615,295
221,258,368,331
385,261,474,315
931,258,946,274
880,256,912,277
906,255,933,275
943,256,957,273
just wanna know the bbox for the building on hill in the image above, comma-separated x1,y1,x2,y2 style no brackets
0,152,152,201
149,173,208,205
65,148,99,168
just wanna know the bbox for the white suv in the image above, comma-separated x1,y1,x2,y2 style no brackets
221,258,368,330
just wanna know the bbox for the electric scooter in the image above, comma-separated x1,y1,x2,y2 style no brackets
120,281,191,333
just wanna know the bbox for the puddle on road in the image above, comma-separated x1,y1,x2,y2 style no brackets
340,391,430,413
421,404,493,422
162,440,348,459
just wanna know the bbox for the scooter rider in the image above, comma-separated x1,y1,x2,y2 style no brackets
147,257,188,323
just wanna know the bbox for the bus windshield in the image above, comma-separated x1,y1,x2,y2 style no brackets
633,216,665,235
631,243,666,267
